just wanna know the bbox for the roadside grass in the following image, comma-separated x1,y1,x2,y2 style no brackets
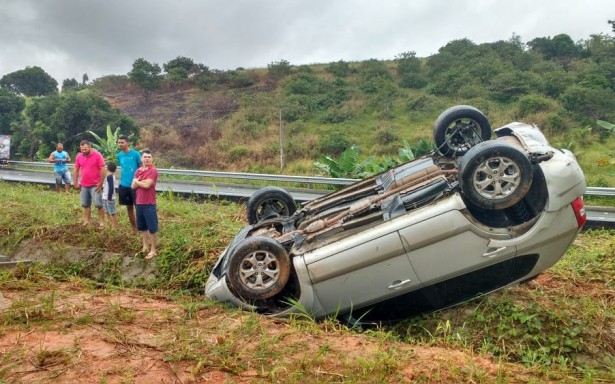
0,181,613,382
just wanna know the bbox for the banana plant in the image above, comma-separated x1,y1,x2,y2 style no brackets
314,145,375,179
88,125,122,163
596,119,615,133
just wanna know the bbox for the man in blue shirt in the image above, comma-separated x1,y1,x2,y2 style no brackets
117,135,142,233
48,142,72,193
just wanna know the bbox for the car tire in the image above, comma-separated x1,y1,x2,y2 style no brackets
433,105,492,156
246,187,297,224
459,140,533,210
227,236,291,300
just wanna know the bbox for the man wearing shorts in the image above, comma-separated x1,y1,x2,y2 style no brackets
73,140,106,226
131,150,158,260
48,142,72,193
117,136,142,233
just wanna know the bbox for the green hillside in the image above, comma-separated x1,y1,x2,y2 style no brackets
2,33,615,186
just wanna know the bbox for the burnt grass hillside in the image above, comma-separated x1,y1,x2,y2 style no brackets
85,36,615,185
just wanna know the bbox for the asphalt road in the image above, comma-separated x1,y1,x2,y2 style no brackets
0,167,326,203
1,167,613,228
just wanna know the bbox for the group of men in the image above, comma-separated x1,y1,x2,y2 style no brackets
48,137,159,260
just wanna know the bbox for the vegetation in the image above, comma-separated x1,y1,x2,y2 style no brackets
9,89,139,160
1,18,614,384
0,66,58,96
0,182,613,382
1,24,615,186
87,125,130,163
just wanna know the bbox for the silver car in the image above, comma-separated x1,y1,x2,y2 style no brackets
206,105,587,322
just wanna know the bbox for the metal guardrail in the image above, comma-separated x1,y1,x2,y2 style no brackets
584,187,615,197
4,160,614,195
6,160,357,187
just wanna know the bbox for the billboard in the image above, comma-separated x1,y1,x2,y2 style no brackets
0,135,10,164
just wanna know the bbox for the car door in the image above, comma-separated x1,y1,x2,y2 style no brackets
397,206,516,286
303,229,422,315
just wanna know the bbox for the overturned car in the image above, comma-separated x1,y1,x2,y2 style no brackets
206,105,587,322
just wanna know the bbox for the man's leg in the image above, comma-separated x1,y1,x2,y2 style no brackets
140,231,149,253
145,232,158,259
63,171,72,194
144,205,158,259
80,187,92,224
150,232,158,254
127,205,137,234
54,172,61,193
83,207,92,224
93,191,105,226
97,207,105,226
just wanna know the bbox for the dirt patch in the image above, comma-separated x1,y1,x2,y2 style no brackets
0,283,537,383
11,239,157,283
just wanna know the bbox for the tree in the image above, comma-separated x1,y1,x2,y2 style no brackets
0,66,58,96
395,51,421,75
62,78,81,92
325,60,352,77
128,58,163,102
0,88,25,131
561,84,615,121
527,34,581,62
609,18,615,33
163,56,196,80
267,60,292,79
488,70,539,102
12,89,139,159
396,51,427,89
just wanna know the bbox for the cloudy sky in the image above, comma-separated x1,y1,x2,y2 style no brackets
1,0,614,84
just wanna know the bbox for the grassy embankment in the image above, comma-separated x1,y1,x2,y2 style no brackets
0,182,613,382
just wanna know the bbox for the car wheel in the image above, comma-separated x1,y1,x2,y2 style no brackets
459,141,533,210
227,236,291,300
247,187,297,224
433,105,492,156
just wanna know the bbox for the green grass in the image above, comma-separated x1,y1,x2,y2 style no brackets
0,182,613,382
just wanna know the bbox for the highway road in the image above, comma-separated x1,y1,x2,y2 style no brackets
0,167,326,203
1,166,613,228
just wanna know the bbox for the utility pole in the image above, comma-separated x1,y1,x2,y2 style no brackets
279,107,284,170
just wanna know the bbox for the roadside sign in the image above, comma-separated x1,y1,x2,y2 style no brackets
0,135,10,165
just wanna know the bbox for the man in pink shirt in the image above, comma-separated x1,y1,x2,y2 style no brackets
131,150,159,260
73,140,106,226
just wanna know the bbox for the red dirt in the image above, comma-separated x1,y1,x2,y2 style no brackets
0,283,540,383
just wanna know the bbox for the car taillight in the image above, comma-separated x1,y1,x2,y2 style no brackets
571,197,586,228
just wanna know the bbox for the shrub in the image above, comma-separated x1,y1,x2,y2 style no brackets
542,112,567,134
321,107,354,124
325,60,352,77
517,94,553,117
318,130,351,156
236,121,264,138
228,145,251,161
227,70,258,88
267,59,292,79
399,73,428,89
406,95,437,112
374,126,400,146
411,138,436,157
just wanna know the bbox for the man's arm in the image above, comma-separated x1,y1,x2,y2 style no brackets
132,177,154,189
73,165,80,188
65,152,71,162
48,152,55,163
95,166,105,192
